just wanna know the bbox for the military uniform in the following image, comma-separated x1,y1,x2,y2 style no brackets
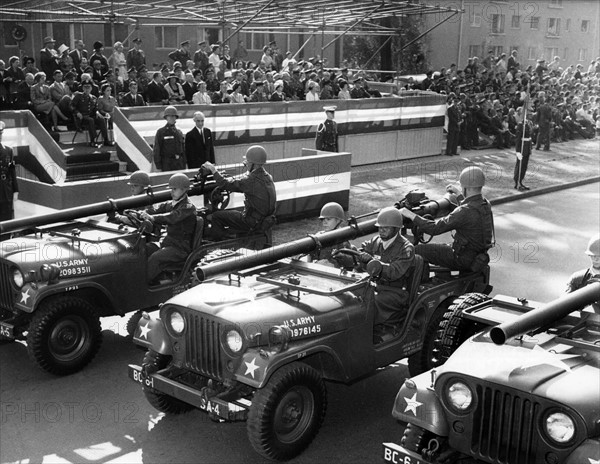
566,269,600,313
413,194,494,271
145,195,197,281
535,102,552,150
0,142,18,221
71,90,109,145
153,123,185,171
361,233,414,325
126,48,146,72
514,120,533,187
209,167,276,238
315,119,338,152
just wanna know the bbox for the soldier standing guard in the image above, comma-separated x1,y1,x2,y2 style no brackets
153,106,186,171
0,121,19,221
315,106,338,152
126,38,146,72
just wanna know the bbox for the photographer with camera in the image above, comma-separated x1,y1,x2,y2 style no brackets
399,166,494,272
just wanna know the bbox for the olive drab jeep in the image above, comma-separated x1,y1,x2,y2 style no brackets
127,214,492,461
383,282,600,464
0,210,267,376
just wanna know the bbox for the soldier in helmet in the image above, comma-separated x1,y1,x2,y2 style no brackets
566,235,600,310
153,106,185,171
356,207,415,342
202,145,276,239
107,170,152,225
138,173,198,283
315,106,338,152
308,202,352,266
0,121,19,221
399,166,494,272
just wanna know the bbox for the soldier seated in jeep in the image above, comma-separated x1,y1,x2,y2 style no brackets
138,173,199,283
566,233,600,313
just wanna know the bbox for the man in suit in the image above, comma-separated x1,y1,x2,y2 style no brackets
69,40,87,70
121,81,146,107
535,96,552,151
185,111,215,168
145,72,169,104
193,41,209,74
40,36,60,81
445,94,462,156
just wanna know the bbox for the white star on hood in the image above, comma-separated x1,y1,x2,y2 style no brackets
244,357,259,378
404,393,423,416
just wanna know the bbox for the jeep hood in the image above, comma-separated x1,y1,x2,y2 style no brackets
167,280,362,336
442,332,600,428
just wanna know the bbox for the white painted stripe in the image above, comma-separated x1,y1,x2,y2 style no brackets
129,104,445,138
114,126,152,172
225,171,351,209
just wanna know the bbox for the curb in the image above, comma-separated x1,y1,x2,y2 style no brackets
489,176,600,206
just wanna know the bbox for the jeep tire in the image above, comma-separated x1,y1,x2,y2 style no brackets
26,296,102,375
247,362,327,461
126,310,144,338
407,301,450,376
435,293,490,364
142,350,194,414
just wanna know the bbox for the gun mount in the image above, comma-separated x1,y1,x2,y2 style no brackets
490,281,600,344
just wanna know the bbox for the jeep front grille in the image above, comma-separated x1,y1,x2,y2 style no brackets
183,313,223,381
470,384,540,464
0,260,15,311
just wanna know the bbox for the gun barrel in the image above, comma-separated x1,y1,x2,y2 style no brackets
0,181,212,235
489,282,600,345
196,218,378,282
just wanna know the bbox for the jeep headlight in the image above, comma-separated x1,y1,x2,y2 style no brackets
446,381,473,412
545,412,575,444
169,311,185,334
12,268,24,289
225,330,243,353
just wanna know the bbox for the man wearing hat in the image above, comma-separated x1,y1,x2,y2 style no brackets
40,36,60,81
350,77,371,99
316,106,339,152
202,145,276,240
153,106,185,171
249,80,267,102
193,41,209,74
70,80,110,147
0,121,19,221
69,39,88,71
169,40,192,65
126,38,146,71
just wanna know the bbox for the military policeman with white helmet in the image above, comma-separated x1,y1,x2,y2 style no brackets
358,207,415,339
400,165,494,272
315,105,338,152
153,106,185,171
202,145,276,239
139,173,197,283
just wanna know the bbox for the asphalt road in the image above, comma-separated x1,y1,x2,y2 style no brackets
1,182,599,464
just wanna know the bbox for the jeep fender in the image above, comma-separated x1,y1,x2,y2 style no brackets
391,370,449,437
564,438,600,464
132,315,172,355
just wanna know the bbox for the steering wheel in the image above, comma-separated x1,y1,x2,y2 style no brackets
411,214,435,244
122,209,157,236
331,248,362,270
209,186,231,211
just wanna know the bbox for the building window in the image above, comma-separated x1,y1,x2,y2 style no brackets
468,45,482,59
52,23,70,49
581,20,589,32
547,18,560,37
2,22,19,47
545,47,559,62
511,15,520,28
529,16,540,30
104,24,128,49
491,45,504,57
549,0,563,7
245,32,267,52
565,19,571,32
470,13,481,27
578,49,587,61
563,48,568,61
527,47,538,60
155,26,177,49
491,14,505,33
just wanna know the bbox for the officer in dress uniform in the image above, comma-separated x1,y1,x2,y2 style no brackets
0,121,19,221
400,166,495,272
126,38,146,72
153,106,185,171
168,41,192,65
202,145,276,239
566,234,600,313
514,113,533,190
71,81,110,147
315,106,338,152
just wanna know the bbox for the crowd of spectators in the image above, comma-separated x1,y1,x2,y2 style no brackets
405,50,600,150
1,37,598,149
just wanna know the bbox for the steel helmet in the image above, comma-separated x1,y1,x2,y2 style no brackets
459,166,486,188
319,202,345,221
127,170,151,187
375,207,403,228
585,234,600,256
244,145,267,165
168,173,190,190
163,105,179,118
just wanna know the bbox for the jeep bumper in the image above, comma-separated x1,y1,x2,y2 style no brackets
383,442,432,464
128,364,249,421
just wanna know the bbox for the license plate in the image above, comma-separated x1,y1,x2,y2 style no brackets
128,365,155,389
0,322,14,339
383,442,430,464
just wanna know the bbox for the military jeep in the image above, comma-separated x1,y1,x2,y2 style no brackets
383,282,600,464
0,193,267,375
128,216,491,461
